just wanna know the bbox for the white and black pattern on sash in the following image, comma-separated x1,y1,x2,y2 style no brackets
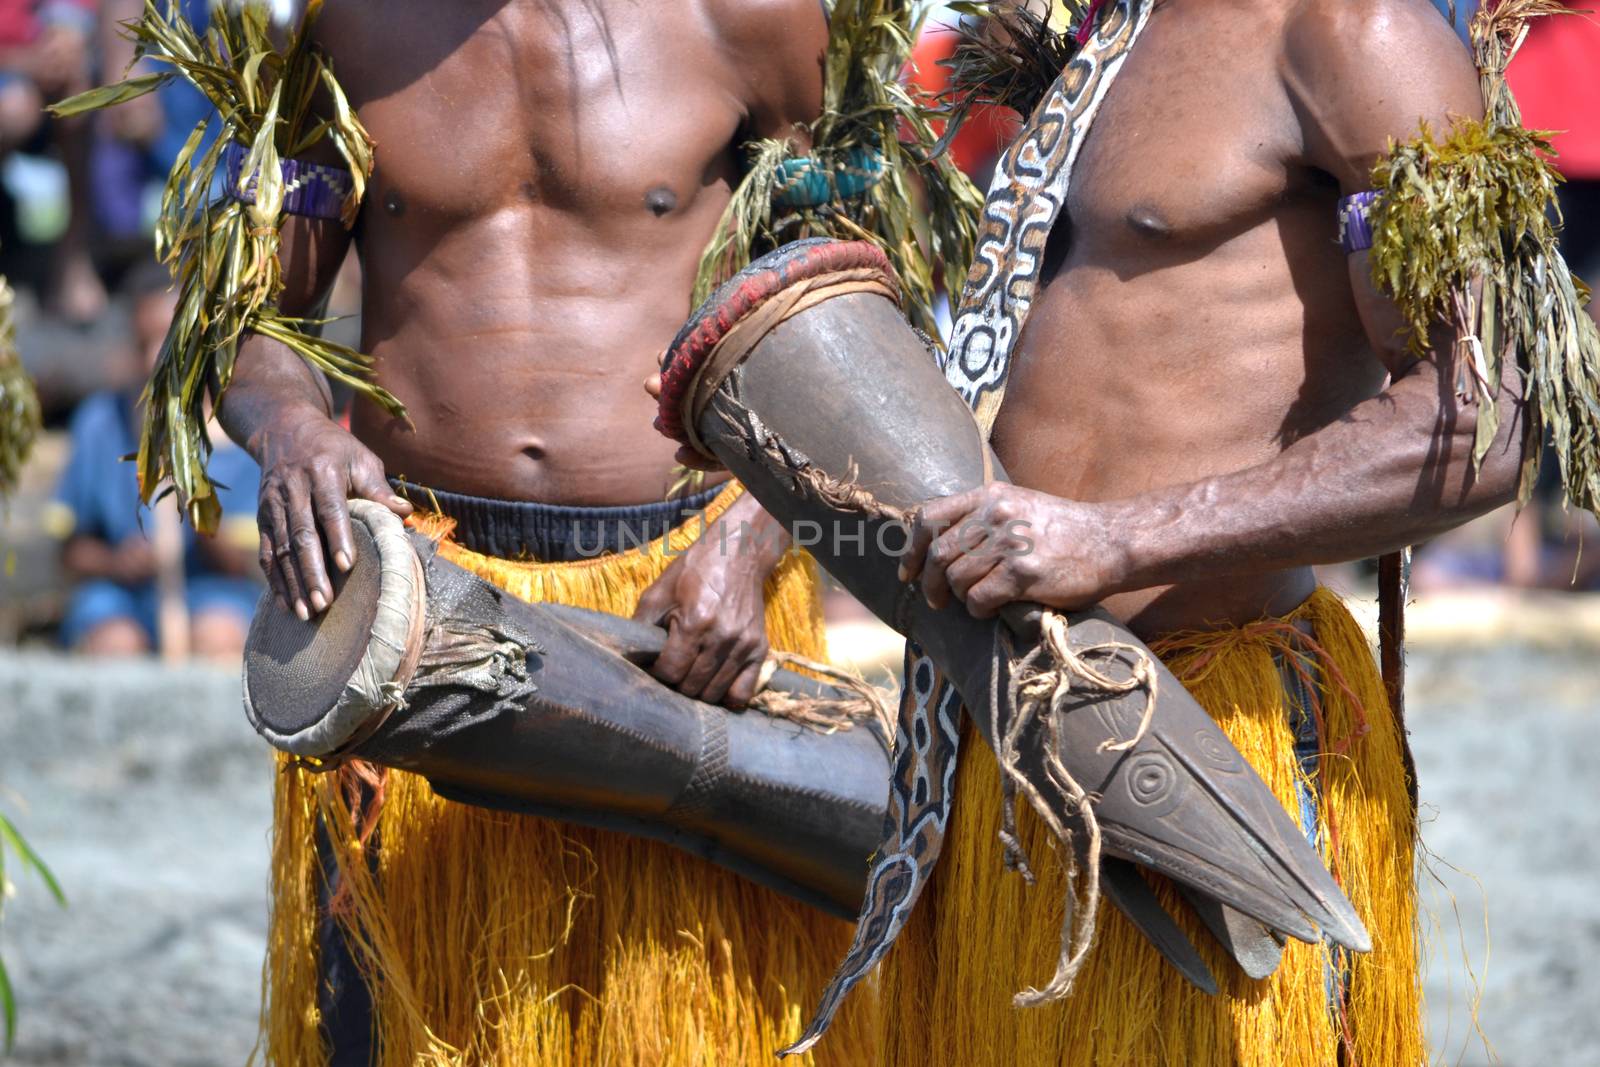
942,0,1153,431
787,3,1155,1055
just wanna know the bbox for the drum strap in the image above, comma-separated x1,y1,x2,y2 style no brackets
784,2,1155,1054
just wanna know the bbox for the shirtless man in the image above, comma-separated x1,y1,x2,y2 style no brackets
223,0,826,706
205,2,891,1063
892,0,1523,1061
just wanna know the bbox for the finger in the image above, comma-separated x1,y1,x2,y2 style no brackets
284,475,333,615
725,660,765,709
650,618,697,686
257,529,287,610
699,636,757,707
263,492,306,618
675,643,727,702
632,581,676,626
312,470,357,575
348,457,411,517
967,567,1027,620
945,550,1000,605
899,493,981,583
917,489,985,532
644,373,662,399
920,519,981,611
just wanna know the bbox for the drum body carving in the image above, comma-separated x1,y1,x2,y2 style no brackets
242,502,890,918
657,239,1371,984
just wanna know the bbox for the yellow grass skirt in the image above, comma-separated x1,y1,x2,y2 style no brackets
880,588,1422,1066
261,483,879,1066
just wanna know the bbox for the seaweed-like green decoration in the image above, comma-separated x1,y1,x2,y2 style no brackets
694,0,983,340
0,276,40,503
52,0,401,532
1367,0,1600,514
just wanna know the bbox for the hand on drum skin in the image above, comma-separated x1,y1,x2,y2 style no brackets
898,483,1127,618
254,413,412,620
643,372,726,472
633,532,773,708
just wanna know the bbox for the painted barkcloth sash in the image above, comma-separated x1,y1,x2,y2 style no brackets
782,1,1153,1054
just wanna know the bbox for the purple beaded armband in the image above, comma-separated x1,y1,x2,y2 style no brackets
1337,190,1379,254
221,141,355,222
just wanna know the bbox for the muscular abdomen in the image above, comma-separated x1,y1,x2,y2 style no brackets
320,0,749,506
992,215,1384,635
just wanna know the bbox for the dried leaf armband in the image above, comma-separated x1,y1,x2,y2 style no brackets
51,0,399,532
1367,117,1600,515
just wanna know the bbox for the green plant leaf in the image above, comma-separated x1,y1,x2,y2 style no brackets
47,72,168,117
0,815,64,907
1,952,15,1053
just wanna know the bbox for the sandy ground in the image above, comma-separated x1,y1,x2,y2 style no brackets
1,593,1597,1066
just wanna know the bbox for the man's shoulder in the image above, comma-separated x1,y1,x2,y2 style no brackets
1284,0,1460,53
701,0,828,134
702,0,827,73
1281,0,1477,92
1280,0,1483,187
703,0,826,48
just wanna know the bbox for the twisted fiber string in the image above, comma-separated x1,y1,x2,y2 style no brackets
763,442,1165,1007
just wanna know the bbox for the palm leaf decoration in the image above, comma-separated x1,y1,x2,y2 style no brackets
0,275,40,504
1367,0,1600,514
52,0,400,532
694,0,983,340
0,809,66,1052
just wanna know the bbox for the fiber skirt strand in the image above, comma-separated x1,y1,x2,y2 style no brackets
881,589,1422,1067
262,483,880,1066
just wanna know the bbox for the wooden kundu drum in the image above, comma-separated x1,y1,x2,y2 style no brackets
241,500,890,918
657,239,1371,987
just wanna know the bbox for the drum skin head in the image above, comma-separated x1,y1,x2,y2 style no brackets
655,238,892,446
242,502,423,757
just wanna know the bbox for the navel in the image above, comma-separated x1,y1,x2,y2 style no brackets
383,190,406,217
644,185,678,217
1126,204,1174,240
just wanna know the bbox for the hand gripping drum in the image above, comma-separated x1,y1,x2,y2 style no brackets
242,501,891,918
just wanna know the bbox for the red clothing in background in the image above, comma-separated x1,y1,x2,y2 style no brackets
0,0,95,47
1507,5,1600,179
909,23,1021,180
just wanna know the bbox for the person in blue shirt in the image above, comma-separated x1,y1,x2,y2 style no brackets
47,261,263,658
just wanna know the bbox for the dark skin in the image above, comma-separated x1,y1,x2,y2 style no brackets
899,0,1528,639
217,0,827,706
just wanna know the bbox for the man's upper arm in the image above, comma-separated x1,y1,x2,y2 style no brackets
274,212,352,317
1284,0,1486,372
713,0,827,144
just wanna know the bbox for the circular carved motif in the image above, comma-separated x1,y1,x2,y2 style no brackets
1195,730,1244,773
1122,752,1183,817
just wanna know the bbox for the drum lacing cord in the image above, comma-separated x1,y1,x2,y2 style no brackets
752,435,1167,1008
754,650,897,751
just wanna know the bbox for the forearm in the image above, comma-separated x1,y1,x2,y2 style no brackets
1108,357,1526,589
215,333,336,459
717,488,791,574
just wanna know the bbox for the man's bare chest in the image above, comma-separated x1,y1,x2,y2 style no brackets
1057,4,1309,259
311,2,745,220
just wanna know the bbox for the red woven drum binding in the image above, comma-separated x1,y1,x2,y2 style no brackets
656,238,896,447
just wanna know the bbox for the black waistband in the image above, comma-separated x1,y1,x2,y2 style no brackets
392,479,726,563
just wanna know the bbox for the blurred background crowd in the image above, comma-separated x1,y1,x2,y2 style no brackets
0,0,1596,664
